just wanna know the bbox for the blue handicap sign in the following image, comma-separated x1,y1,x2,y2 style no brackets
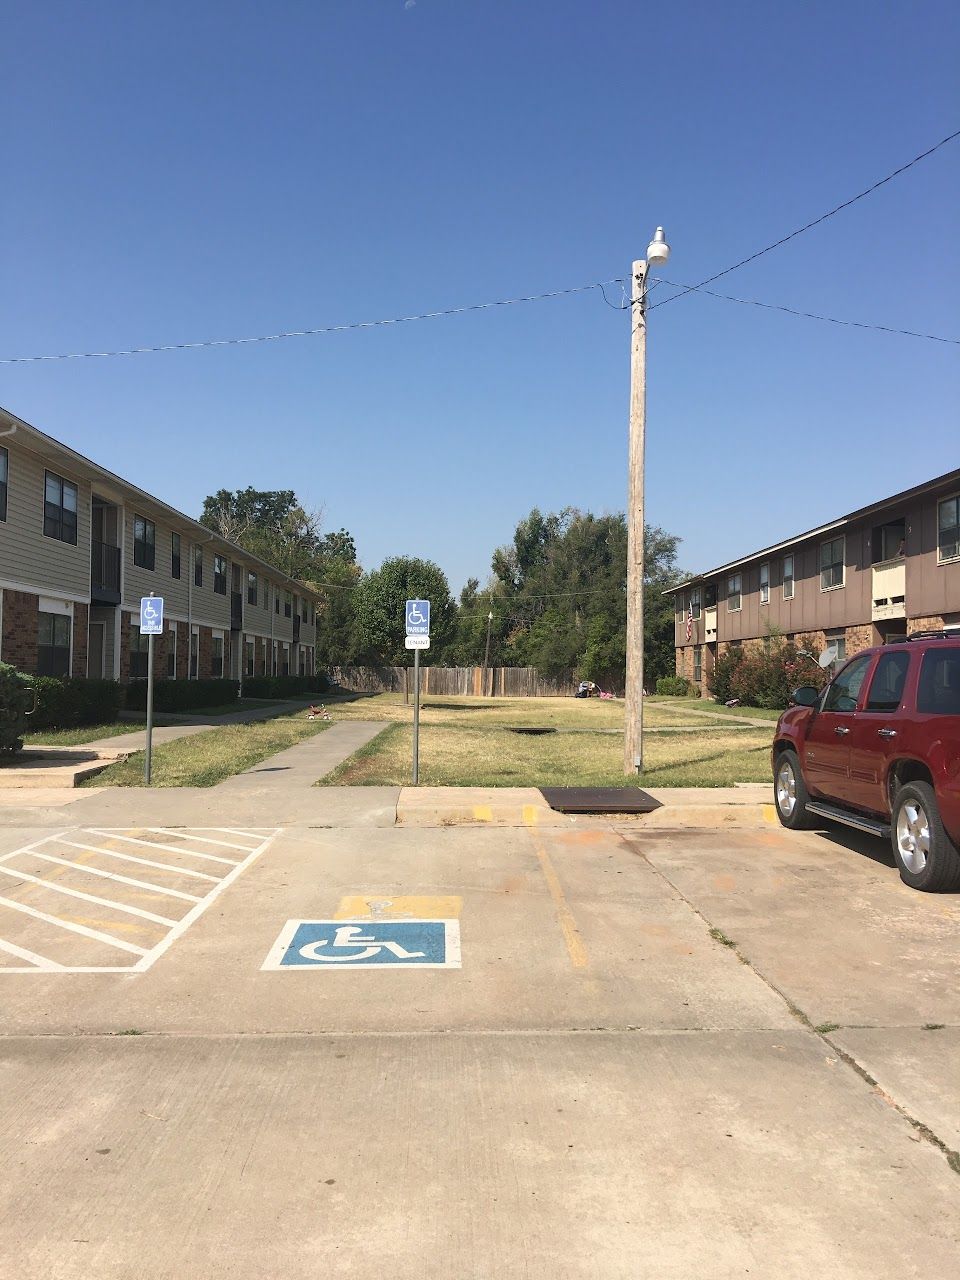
139,596,164,635
262,919,460,969
405,598,430,636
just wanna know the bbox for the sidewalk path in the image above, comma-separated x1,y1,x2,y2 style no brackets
84,699,318,753
652,701,776,731
215,721,388,792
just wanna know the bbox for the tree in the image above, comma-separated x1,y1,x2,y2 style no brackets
199,487,325,581
351,557,456,665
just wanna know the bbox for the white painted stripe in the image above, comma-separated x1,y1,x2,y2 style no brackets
0,831,72,867
0,896,148,955
0,938,64,970
146,828,253,852
27,852,203,903
55,841,220,883
85,831,238,866
132,828,281,972
0,865,178,926
211,828,273,840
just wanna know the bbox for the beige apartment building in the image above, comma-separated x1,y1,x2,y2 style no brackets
0,407,321,683
669,469,960,695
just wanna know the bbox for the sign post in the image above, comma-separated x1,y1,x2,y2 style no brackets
139,594,164,784
405,600,430,785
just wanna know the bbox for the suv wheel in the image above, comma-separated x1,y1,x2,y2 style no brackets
891,781,960,893
774,750,812,829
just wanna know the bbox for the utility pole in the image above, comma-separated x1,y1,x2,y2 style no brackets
624,228,671,776
482,608,493,696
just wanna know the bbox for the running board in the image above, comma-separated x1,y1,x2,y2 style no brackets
806,801,890,839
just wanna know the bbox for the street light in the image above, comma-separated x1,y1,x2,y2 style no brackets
624,226,670,776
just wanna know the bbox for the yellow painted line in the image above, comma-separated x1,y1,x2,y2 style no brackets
521,804,540,827
336,895,462,921
762,804,777,825
526,828,588,970
472,805,493,822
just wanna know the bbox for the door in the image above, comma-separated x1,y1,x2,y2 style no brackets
88,622,105,678
802,653,874,801
846,649,912,814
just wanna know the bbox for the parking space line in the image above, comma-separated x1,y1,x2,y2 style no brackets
57,841,221,882
144,828,254,853
0,865,178,926
0,938,65,970
0,831,71,867
527,829,589,970
86,831,239,866
0,895,149,955
27,852,204,902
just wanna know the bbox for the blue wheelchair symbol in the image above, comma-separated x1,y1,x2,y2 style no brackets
405,599,430,635
263,919,460,969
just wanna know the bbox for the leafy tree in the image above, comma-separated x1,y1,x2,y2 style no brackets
351,557,456,665
199,487,325,581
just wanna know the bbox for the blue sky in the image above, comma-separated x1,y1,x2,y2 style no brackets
2,0,958,591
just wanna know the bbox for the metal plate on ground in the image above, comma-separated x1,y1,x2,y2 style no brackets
508,727,557,735
539,787,661,814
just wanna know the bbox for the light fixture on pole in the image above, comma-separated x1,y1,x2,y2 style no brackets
624,226,670,776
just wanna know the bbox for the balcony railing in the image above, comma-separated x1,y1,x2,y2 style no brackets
872,558,906,621
230,592,243,631
91,540,121,602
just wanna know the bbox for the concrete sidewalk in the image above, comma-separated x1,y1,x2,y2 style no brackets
87,698,318,752
215,720,389,792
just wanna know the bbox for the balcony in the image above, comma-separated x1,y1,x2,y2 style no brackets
704,606,718,641
872,558,906,621
230,592,243,632
91,540,121,605
293,615,301,643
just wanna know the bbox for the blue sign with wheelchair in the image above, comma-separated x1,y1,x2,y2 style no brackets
139,596,164,635
261,919,461,970
405,599,430,636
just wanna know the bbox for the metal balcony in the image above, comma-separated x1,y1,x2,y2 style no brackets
230,592,243,631
91,540,121,604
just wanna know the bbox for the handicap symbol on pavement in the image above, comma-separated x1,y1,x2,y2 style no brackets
261,919,461,970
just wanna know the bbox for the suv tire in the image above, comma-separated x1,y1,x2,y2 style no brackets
891,781,960,893
774,750,812,830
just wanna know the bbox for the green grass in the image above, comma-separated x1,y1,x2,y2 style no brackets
85,711,334,788
648,696,783,722
25,721,148,747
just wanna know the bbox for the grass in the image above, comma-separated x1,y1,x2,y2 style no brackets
648,696,783,723
25,721,149,747
709,928,737,948
85,710,334,788
182,697,287,717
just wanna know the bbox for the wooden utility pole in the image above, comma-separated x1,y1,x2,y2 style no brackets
624,259,647,775
482,608,493,696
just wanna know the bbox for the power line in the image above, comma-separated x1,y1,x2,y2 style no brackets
0,279,623,366
652,276,960,345
648,127,960,312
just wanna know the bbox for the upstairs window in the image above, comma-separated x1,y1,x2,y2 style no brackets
247,571,258,606
38,612,71,675
938,496,960,563
133,516,156,570
194,545,203,588
690,587,701,620
275,589,280,614
727,573,742,612
171,533,181,580
783,554,795,600
213,555,227,595
820,537,845,591
284,591,292,618
0,446,7,521
44,472,78,545
759,563,770,605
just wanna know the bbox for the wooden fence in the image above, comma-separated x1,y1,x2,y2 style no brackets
329,666,589,698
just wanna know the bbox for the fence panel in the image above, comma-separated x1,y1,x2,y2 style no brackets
329,666,594,698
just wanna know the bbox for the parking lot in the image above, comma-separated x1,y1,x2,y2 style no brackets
0,788,957,1277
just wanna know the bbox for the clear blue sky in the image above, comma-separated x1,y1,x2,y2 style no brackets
3,0,958,591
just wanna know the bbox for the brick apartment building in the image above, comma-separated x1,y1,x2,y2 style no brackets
0,406,321,683
668,469,960,696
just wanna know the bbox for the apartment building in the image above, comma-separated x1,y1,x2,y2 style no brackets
668,469,960,695
0,407,321,683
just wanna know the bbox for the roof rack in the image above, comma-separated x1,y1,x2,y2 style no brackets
907,630,960,642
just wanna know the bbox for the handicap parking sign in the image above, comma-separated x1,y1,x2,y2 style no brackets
261,919,461,970
405,599,430,636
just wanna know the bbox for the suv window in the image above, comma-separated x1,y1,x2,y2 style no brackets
822,654,872,713
864,651,910,712
917,648,960,716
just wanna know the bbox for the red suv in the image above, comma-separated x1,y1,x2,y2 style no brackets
772,633,960,892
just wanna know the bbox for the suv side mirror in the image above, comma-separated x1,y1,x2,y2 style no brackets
790,685,820,708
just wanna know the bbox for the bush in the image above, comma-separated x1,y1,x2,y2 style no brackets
242,673,329,700
0,663,34,752
30,676,122,730
656,676,690,696
709,641,830,710
123,678,239,713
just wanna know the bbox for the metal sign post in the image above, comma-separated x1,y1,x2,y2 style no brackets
139,594,164,785
413,646,420,785
404,600,431,785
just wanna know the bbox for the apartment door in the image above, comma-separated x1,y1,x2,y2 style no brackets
88,623,105,678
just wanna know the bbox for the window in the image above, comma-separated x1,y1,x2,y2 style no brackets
213,555,227,595
171,533,181,580
275,589,280,615
918,649,960,715
690,587,701,620
263,583,270,611
282,643,290,676
704,583,717,608
38,612,71,675
167,626,177,679
825,633,846,663
759,563,770,605
189,628,199,678
694,646,702,683
0,446,7,521
820,537,845,591
247,571,258,606
211,634,224,678
727,574,742,612
245,639,255,677
864,651,910,713
194,545,203,588
823,653,871,712
284,591,292,618
133,516,156,570
938,496,960,563
43,472,78,545
783,554,795,600
129,626,149,678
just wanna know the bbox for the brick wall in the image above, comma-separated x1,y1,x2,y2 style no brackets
198,626,213,680
908,615,946,635
844,624,877,656
72,603,89,677
119,612,132,682
2,590,39,671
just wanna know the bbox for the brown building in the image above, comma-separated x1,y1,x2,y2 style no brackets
0,406,321,683
668,469,960,695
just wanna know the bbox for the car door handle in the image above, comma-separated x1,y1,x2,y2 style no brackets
834,726,850,736
877,728,897,738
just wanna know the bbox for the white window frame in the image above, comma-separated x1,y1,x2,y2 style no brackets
782,554,795,600
937,493,960,565
819,536,845,592
759,563,770,605
727,573,742,612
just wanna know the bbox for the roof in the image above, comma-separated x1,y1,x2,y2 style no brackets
0,405,321,598
664,466,960,596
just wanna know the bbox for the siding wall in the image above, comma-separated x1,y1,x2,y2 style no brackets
0,441,91,597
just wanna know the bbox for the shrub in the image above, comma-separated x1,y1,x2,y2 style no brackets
708,649,744,704
710,641,830,710
123,678,239,713
242,673,329,700
30,676,122,730
0,663,34,752
656,676,690,696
